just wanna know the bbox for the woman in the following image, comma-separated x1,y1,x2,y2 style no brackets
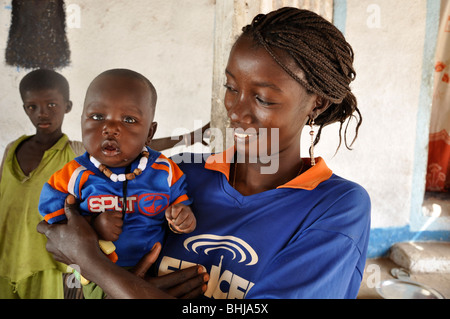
37,7,370,299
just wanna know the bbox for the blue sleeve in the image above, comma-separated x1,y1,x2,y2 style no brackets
38,160,88,224
39,182,68,224
170,173,193,206
167,158,193,206
245,188,371,299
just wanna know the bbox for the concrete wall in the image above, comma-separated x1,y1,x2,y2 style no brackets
0,0,449,257
328,0,450,257
0,0,214,152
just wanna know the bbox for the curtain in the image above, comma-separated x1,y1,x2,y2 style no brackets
426,1,450,192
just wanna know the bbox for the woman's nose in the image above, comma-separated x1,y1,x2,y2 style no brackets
227,94,253,125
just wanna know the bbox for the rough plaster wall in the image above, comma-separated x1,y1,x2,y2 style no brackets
307,0,427,228
0,0,441,231
0,0,214,155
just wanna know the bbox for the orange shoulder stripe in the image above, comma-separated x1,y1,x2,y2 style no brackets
167,158,184,186
78,170,94,195
151,162,170,176
152,154,186,186
48,160,82,194
171,194,189,206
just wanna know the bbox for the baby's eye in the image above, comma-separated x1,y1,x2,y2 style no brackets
25,104,36,111
123,116,137,124
48,103,57,108
90,114,104,121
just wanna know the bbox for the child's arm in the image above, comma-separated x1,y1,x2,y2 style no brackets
165,203,196,234
158,154,195,233
90,211,124,241
39,160,92,224
40,180,71,224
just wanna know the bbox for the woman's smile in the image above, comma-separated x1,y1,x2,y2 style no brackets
233,127,258,144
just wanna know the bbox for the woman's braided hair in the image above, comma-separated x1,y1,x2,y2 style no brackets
242,7,361,150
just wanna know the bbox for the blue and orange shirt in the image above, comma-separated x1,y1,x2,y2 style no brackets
157,150,371,299
39,146,192,267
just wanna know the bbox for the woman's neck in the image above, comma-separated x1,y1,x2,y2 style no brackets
231,149,305,196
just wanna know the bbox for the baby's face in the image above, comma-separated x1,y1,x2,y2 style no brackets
81,75,155,167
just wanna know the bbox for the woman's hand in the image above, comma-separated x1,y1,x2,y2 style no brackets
131,242,209,299
37,194,209,298
36,194,102,267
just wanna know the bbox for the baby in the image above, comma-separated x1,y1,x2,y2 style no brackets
39,69,196,273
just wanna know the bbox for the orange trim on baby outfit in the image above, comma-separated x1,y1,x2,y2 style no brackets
47,160,82,193
151,162,170,174
171,194,189,206
44,208,65,222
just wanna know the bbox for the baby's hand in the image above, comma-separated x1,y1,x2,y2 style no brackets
91,211,123,241
165,204,196,234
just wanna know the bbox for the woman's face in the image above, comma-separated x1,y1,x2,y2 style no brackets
224,35,317,162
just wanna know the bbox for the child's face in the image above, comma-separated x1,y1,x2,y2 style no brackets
81,75,157,168
22,89,72,135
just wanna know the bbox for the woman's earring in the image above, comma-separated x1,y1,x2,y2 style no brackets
309,118,316,166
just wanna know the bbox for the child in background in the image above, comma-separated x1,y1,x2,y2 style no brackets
0,69,84,299
39,69,196,298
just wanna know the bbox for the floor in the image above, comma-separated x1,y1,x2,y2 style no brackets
64,255,450,299
358,257,450,299
359,193,450,299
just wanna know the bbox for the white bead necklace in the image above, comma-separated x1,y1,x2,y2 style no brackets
90,147,150,182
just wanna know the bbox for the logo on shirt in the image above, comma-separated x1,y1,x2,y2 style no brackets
159,234,258,299
137,193,169,216
87,193,169,216
184,234,258,266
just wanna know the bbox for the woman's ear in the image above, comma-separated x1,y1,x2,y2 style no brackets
146,122,158,144
310,96,330,119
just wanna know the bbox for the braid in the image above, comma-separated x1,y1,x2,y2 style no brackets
242,7,362,151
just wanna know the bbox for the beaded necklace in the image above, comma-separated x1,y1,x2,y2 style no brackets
90,146,150,182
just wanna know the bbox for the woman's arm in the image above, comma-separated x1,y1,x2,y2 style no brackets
37,194,208,299
149,122,210,151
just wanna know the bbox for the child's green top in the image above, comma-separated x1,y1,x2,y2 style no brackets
0,134,83,284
